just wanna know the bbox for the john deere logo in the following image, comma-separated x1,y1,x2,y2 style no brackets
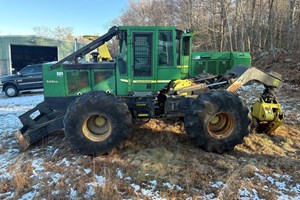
273,79,279,86
56,72,64,77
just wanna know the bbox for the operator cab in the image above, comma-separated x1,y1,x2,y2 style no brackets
116,26,192,96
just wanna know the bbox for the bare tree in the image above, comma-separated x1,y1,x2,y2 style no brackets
32,26,53,38
33,26,76,41
113,0,300,52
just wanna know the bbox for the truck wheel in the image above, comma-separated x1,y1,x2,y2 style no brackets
64,91,132,155
4,85,19,97
184,90,251,153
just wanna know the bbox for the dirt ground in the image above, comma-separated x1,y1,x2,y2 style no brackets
252,49,300,84
0,52,299,199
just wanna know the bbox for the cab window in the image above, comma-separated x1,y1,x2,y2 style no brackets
133,33,152,76
182,37,190,56
158,31,174,66
118,39,127,75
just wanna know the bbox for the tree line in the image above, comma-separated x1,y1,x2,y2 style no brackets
32,0,300,53
113,0,300,52
33,26,88,43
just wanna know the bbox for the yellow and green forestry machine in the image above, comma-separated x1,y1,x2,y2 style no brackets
14,26,284,155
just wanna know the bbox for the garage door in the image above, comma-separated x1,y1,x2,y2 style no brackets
10,45,58,72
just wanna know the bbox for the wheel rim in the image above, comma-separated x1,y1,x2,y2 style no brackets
6,87,16,96
82,114,112,142
207,112,235,139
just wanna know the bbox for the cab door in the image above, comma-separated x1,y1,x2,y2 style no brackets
130,32,155,93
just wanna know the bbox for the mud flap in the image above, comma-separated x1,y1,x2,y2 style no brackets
13,101,65,151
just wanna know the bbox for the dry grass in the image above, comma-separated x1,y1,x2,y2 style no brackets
1,119,299,199
1,115,300,199
10,160,31,197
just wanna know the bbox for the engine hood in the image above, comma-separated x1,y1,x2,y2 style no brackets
0,74,19,82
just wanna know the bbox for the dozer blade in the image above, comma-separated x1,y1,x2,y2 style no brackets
13,101,64,151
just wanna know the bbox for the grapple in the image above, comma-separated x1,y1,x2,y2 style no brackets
226,67,284,134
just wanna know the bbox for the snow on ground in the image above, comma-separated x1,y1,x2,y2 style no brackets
0,86,299,199
0,92,43,133
0,92,186,199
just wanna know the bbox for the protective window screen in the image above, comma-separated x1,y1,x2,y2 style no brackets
94,71,113,84
158,31,174,66
133,33,152,76
66,71,89,94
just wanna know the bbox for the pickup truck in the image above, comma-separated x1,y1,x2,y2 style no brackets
0,64,43,97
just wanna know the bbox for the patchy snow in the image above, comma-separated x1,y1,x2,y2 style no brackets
253,171,300,199
0,93,43,134
131,183,140,192
85,183,96,197
140,188,161,198
57,158,71,167
95,174,105,186
70,188,77,199
129,179,164,199
84,168,92,174
51,190,60,195
141,180,160,197
48,173,62,185
211,181,225,188
239,188,255,199
0,87,299,199
19,191,39,200
84,175,105,197
116,168,124,179
202,193,217,200
0,192,14,199
163,182,184,191
239,187,262,200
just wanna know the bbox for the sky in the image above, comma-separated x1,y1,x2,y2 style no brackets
0,0,129,36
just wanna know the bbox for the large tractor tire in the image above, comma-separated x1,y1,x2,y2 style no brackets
184,90,251,153
64,91,132,155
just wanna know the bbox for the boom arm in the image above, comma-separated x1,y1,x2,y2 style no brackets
49,26,119,70
227,67,282,92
